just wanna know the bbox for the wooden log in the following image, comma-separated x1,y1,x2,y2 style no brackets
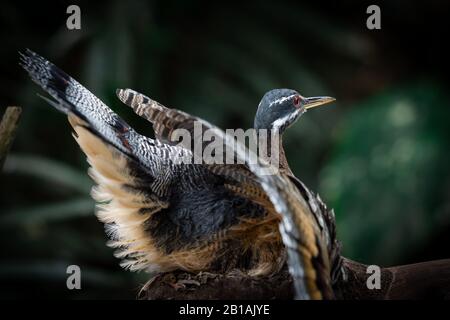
140,258,450,300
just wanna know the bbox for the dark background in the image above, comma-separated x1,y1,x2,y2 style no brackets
1,0,450,299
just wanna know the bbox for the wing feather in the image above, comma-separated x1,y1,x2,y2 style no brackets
20,50,194,273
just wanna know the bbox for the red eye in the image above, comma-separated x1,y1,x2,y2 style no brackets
293,95,301,107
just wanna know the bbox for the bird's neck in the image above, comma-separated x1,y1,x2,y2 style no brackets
256,128,293,176
278,135,293,175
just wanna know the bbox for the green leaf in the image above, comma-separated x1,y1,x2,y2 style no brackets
0,198,94,225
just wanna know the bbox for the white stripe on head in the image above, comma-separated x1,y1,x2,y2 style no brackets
268,94,297,108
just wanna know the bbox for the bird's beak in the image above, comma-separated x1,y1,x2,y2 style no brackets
303,96,336,110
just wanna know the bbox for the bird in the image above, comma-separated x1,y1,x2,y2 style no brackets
20,49,342,300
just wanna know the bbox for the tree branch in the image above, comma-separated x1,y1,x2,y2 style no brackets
0,106,22,170
140,258,450,300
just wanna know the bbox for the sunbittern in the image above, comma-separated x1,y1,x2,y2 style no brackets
20,49,342,300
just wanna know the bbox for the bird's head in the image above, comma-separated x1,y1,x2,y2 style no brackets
254,89,335,132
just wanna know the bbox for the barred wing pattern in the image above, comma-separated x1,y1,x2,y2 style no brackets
20,50,188,272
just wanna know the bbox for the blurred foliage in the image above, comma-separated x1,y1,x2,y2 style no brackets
1,0,449,298
320,82,450,264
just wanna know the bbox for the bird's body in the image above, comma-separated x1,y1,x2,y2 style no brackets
21,50,341,299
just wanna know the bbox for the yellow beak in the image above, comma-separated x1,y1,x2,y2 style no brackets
304,96,336,110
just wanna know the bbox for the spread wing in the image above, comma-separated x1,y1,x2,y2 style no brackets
117,88,336,299
116,88,207,146
20,50,201,273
